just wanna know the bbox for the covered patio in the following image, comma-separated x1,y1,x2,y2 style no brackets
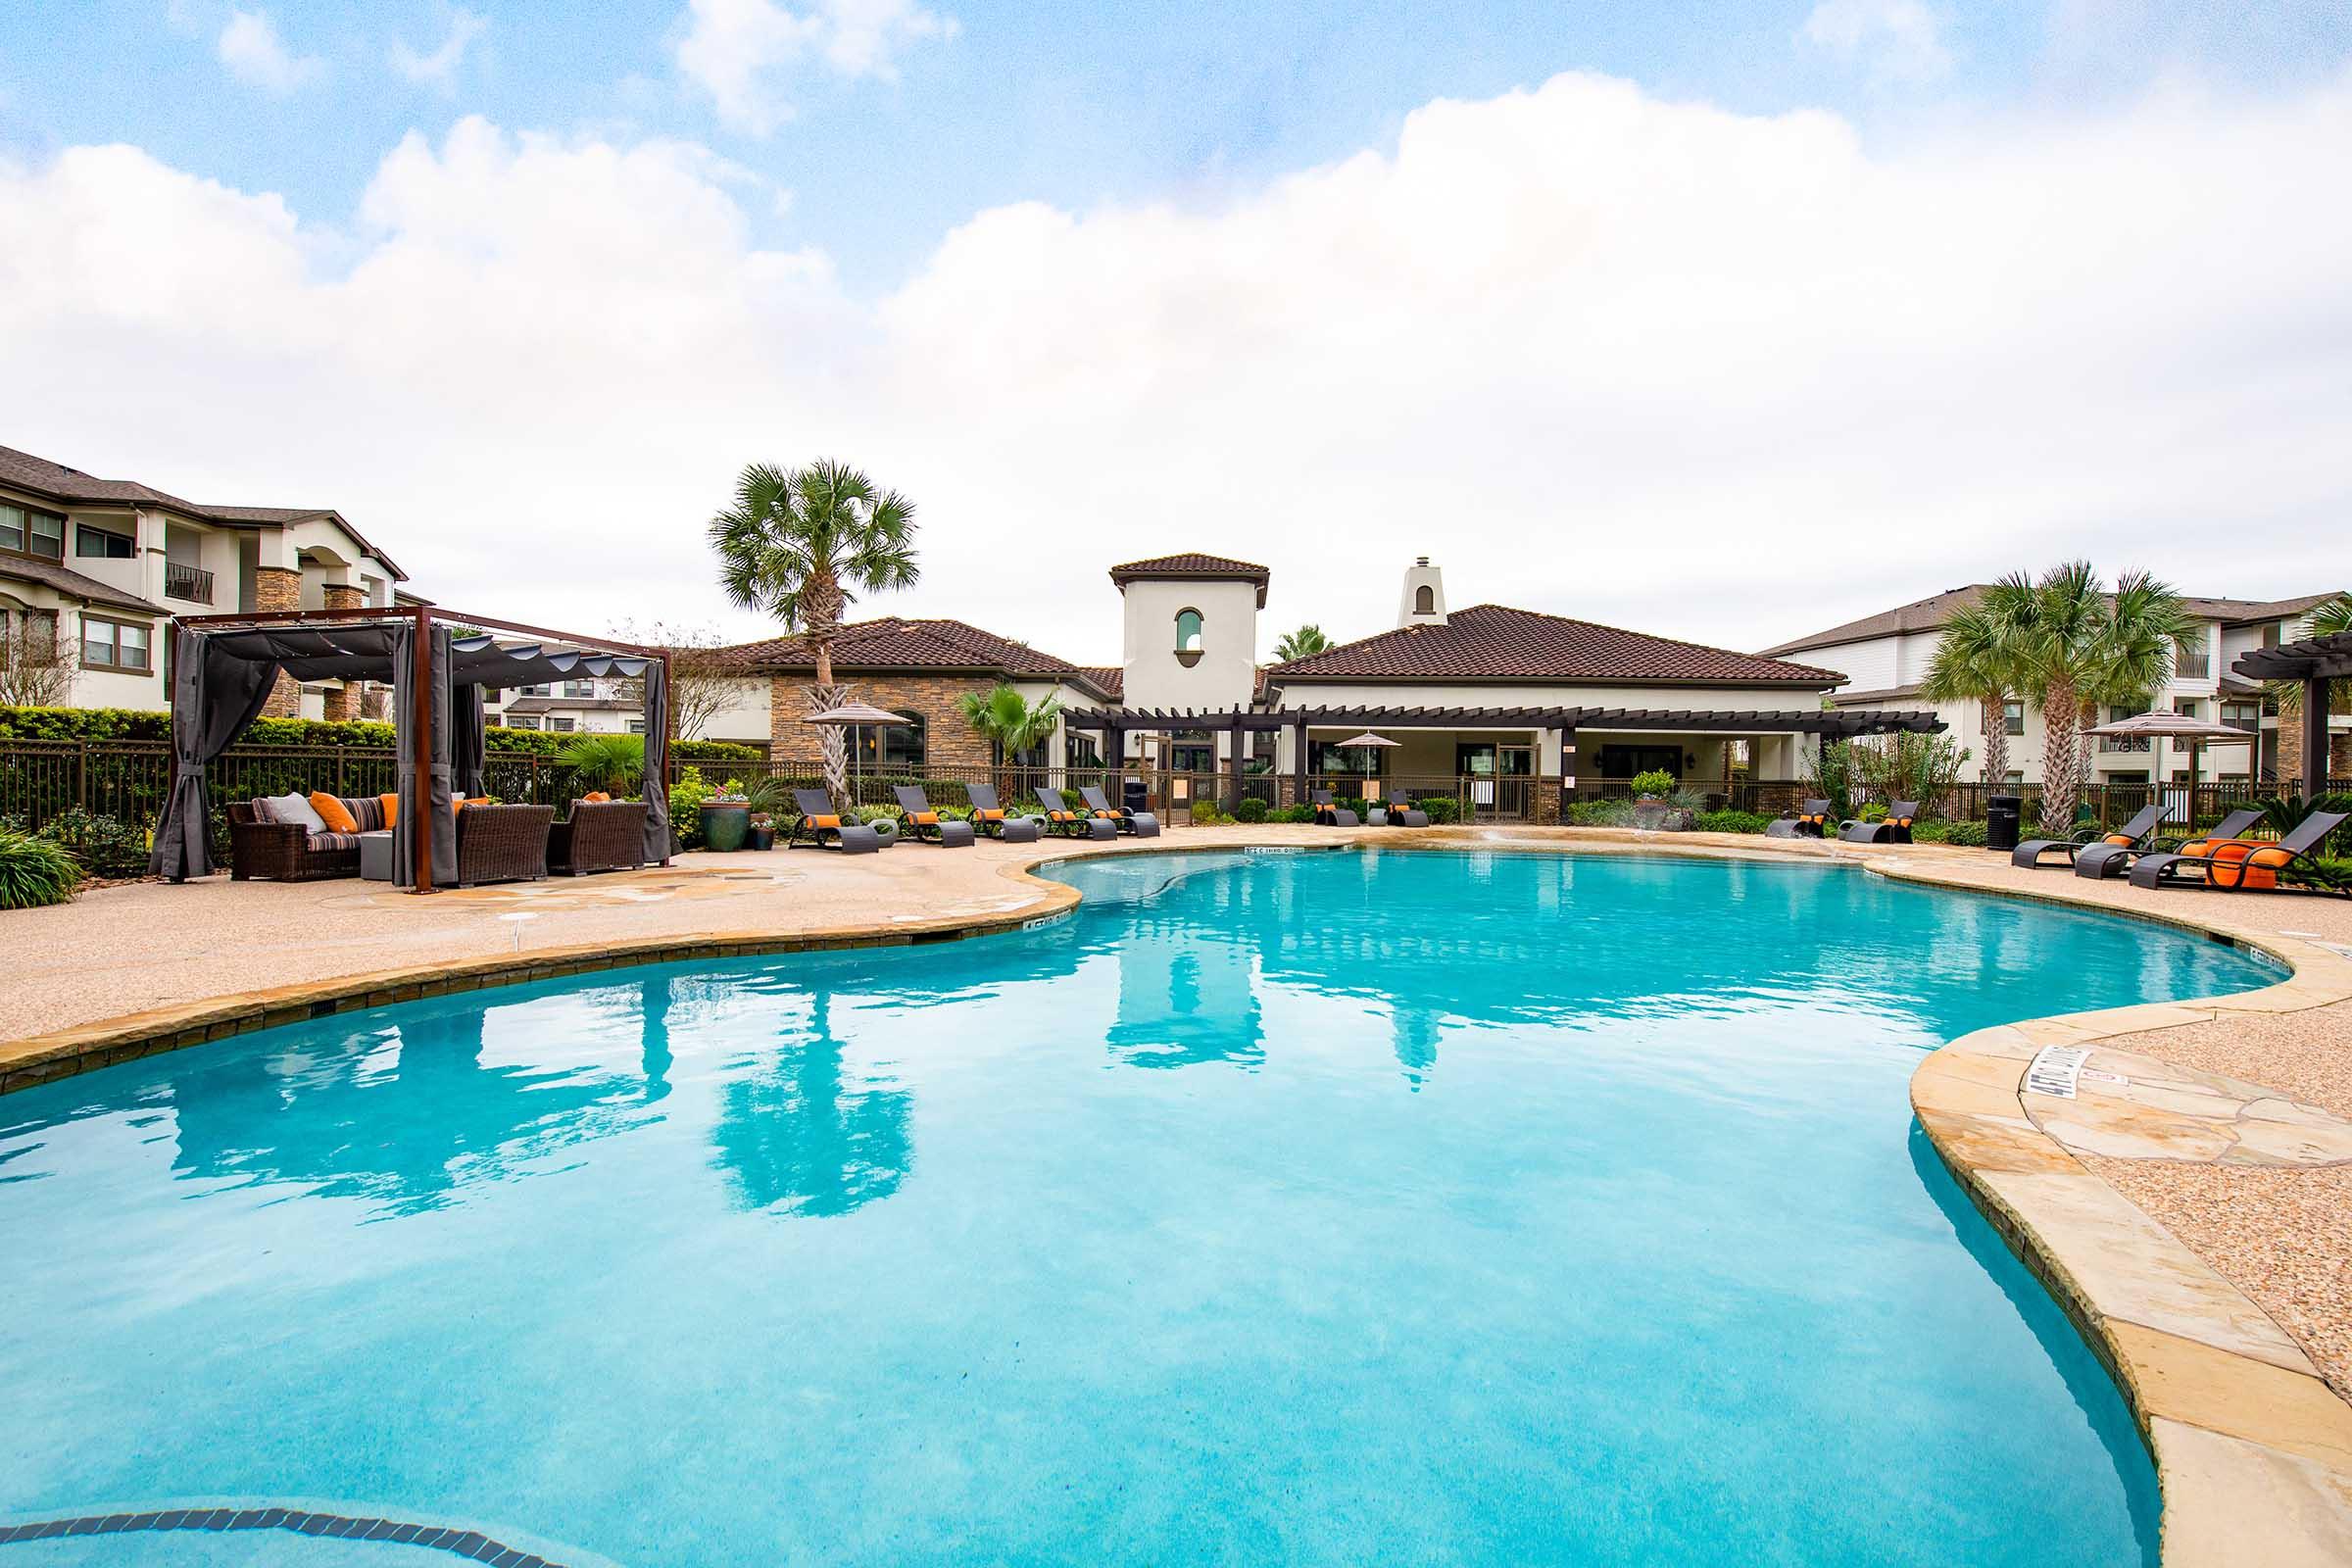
148,604,672,891
1059,704,1945,819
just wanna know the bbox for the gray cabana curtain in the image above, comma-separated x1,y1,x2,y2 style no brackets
640,660,671,864
454,685,487,800
149,626,282,881
391,622,458,888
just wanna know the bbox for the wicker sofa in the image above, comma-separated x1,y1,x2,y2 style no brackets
228,795,553,887
548,799,649,876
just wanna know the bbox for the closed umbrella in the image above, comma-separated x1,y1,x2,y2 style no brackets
2082,710,2259,828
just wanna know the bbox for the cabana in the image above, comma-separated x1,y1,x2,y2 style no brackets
147,605,671,893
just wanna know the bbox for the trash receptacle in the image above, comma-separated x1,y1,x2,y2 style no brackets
1122,777,1149,815
1985,794,2022,854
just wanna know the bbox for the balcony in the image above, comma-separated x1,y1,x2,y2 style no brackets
2174,652,2211,679
164,561,215,604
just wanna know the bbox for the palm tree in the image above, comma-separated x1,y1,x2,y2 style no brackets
1982,563,2191,833
1921,601,2022,785
957,684,1063,769
709,460,919,802
1275,624,1332,662
2268,596,2352,785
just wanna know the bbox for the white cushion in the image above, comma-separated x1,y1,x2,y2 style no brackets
265,791,327,832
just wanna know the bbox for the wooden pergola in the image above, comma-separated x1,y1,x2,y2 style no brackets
1056,704,1945,807
2232,632,2349,791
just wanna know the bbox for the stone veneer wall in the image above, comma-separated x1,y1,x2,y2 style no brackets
318,584,363,720
767,673,997,767
253,567,303,717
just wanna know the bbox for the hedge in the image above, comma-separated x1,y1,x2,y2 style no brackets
0,706,760,760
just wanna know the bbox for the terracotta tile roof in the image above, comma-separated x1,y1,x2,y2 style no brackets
1268,604,1843,686
1075,665,1123,699
1107,553,1270,607
0,554,168,615
1762,584,2349,657
721,615,1114,697
0,443,408,581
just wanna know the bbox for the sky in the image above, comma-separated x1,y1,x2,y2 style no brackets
1,0,2348,665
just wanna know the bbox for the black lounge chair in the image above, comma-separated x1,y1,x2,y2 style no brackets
893,786,975,848
2075,808,2263,881
1380,787,1429,827
2129,809,2349,893
1311,789,1359,828
1765,799,1835,839
2011,803,2167,870
963,783,1041,844
1080,783,1159,838
789,789,882,854
1035,787,1117,840
1840,801,1920,844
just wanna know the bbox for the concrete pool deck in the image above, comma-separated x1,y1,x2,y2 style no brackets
5,822,2351,1564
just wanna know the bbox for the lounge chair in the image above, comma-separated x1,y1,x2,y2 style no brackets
788,789,882,854
893,786,975,848
1079,783,1160,838
1035,787,1118,840
1765,799,1834,840
2074,808,2263,881
1380,787,1429,827
2011,803,2167,870
1311,789,1359,828
2129,809,2349,893
963,783,1041,844
1840,801,1920,845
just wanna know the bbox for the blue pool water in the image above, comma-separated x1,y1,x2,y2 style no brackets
0,850,2278,1566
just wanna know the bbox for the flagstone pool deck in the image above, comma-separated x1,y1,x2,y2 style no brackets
5,822,2351,1565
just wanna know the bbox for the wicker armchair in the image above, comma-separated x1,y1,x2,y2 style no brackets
454,803,554,887
548,800,649,876
227,795,383,882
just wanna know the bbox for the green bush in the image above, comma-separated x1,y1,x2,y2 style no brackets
1268,805,1315,824
1567,799,1633,826
1412,796,1460,824
0,827,80,908
35,808,150,877
1630,769,1678,799
668,766,712,849
1232,798,1269,823
1919,818,1987,847
1191,800,1230,825
1693,809,1772,835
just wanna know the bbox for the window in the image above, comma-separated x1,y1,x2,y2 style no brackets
628,719,647,734
851,714,926,769
2263,624,2282,649
0,503,66,560
79,615,151,672
1173,609,1203,665
2222,701,2261,733
561,679,595,698
1414,585,1435,614
2003,701,2025,737
1315,742,1387,776
75,523,135,560
518,683,552,697
505,715,541,730
547,717,576,733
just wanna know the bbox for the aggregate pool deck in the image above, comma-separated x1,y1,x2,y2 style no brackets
6,822,2351,1564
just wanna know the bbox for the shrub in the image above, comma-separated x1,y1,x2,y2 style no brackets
1918,818,1987,848
1191,800,1229,825
36,808,150,877
668,766,712,849
1693,809,1772,835
1630,769,1678,799
0,827,80,908
1412,795,1460,824
1232,797,1269,823
1567,799,1633,826
1268,805,1315,824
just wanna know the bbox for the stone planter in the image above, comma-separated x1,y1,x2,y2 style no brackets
701,803,750,853
1631,801,1696,832
746,822,775,852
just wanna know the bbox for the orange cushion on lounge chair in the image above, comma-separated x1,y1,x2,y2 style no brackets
1051,810,1075,821
454,796,492,812
913,810,938,824
310,792,358,834
977,808,1004,820
1094,809,1118,818
812,813,841,829
583,792,611,803
379,792,399,829
2102,833,2132,846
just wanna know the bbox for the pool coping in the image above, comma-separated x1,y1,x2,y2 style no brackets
4,828,2347,1563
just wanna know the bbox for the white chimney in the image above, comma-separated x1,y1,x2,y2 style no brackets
1397,556,1447,627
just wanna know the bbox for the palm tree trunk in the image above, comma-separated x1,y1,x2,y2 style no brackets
808,575,851,806
1981,692,2009,790
2040,675,2082,833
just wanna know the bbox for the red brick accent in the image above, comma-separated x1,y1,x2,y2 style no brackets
768,674,997,767
254,566,303,716
319,584,363,719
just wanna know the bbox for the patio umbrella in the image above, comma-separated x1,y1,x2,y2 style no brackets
801,701,912,796
1335,731,1399,795
2082,710,2259,824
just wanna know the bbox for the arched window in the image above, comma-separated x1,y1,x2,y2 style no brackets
1174,608,1203,663
1414,585,1435,614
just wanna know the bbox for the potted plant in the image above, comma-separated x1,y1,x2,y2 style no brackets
1628,769,1690,832
701,779,752,853
741,777,787,851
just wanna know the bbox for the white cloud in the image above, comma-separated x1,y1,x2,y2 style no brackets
1800,0,1953,84
1,73,2348,665
217,8,326,94
390,9,488,93
674,0,956,134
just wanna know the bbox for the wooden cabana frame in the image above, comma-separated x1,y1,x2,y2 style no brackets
2233,632,2348,794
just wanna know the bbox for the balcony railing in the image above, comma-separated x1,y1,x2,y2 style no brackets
164,561,215,604
2098,736,2152,754
2175,653,2211,678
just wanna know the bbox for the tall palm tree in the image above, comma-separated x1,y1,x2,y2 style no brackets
709,460,919,802
2268,596,2352,785
1983,562,2191,832
1275,624,1332,662
957,683,1063,767
1921,601,2022,785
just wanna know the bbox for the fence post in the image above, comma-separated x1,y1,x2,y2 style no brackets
77,739,89,812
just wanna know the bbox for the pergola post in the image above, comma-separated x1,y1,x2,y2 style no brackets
2303,675,2331,794
1291,715,1309,808
409,605,436,896
1226,714,1245,811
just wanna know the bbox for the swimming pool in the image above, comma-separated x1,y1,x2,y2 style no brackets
0,849,2278,1566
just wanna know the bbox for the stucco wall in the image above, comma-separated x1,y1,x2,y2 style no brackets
1119,576,1259,712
